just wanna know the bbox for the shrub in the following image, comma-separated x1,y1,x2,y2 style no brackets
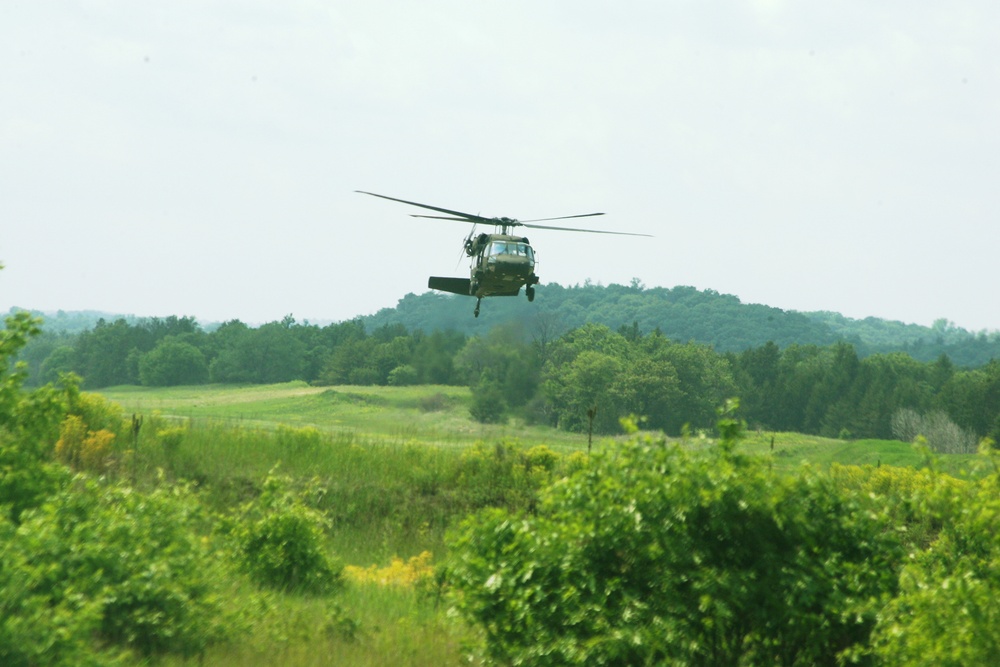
454,441,555,512
387,364,419,386
54,415,118,473
417,391,450,412
872,460,1000,665
447,422,903,665
230,472,343,594
830,463,967,552
0,436,69,523
1,477,231,661
469,377,506,424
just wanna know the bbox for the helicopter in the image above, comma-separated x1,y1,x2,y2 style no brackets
357,190,651,317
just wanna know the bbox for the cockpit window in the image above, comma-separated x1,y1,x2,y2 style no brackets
489,242,534,260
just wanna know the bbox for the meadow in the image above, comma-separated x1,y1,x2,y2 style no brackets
89,382,977,666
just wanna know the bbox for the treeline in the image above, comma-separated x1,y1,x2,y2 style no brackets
16,314,1000,444
463,322,1000,445
361,282,1000,366
19,315,466,389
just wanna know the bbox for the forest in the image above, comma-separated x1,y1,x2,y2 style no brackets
12,282,1000,447
360,282,1000,366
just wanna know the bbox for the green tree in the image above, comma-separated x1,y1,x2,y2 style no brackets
732,340,782,429
210,320,306,384
543,349,624,432
319,337,377,385
138,339,209,386
38,345,77,385
73,318,142,387
649,338,737,434
455,323,540,409
411,329,466,384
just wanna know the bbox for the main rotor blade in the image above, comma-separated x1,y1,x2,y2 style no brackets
410,214,481,223
356,191,489,223
358,190,652,237
521,221,654,237
518,212,606,223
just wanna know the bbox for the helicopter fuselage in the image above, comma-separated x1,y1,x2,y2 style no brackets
428,233,539,304
469,233,538,297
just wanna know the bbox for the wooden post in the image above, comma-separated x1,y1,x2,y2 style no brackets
130,413,142,483
586,405,597,455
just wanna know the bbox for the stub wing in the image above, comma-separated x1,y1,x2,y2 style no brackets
428,276,472,296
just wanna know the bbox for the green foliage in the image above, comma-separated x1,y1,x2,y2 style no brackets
211,321,308,384
21,290,1000,447
84,379,1000,665
453,441,557,512
447,417,903,666
1,477,231,662
387,364,418,386
275,424,324,456
871,459,1000,665
541,324,734,434
454,323,540,410
830,462,967,555
362,282,1000,366
0,437,69,523
0,312,73,522
70,316,200,388
468,371,507,424
229,471,344,594
139,338,209,386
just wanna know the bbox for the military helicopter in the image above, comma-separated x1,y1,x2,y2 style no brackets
357,191,651,317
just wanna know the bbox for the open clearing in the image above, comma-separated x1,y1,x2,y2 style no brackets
98,382,976,474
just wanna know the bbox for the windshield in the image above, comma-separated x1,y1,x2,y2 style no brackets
489,242,534,260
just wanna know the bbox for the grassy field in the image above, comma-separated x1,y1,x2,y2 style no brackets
102,381,973,465
101,381,594,451
93,382,977,666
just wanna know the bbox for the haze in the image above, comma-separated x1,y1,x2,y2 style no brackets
3,2,998,330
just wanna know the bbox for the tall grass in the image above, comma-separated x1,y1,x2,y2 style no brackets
114,416,503,666
131,413,559,564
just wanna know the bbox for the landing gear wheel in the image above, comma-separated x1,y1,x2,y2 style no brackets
526,286,535,302
474,298,481,318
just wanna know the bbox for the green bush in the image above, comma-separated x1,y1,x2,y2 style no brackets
0,477,230,662
387,364,419,386
453,441,555,512
447,422,903,665
469,376,507,424
0,436,69,523
230,472,343,594
872,455,1000,665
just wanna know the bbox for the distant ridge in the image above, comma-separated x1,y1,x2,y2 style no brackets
13,282,1000,367
359,282,1000,367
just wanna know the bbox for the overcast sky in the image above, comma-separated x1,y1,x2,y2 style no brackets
3,2,998,331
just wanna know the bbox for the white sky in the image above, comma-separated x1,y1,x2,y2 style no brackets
2,2,998,330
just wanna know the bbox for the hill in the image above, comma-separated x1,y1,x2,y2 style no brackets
361,282,1000,365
